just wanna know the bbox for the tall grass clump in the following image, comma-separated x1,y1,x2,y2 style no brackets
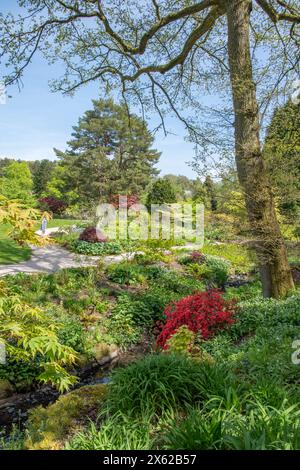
106,353,239,419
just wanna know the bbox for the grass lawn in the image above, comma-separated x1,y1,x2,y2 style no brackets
0,224,32,265
35,219,84,230
0,220,84,265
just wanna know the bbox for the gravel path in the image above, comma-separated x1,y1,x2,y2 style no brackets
0,245,137,277
0,225,202,277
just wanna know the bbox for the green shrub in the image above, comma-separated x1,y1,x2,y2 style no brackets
106,262,146,286
231,294,300,339
133,287,181,325
233,324,300,386
134,250,172,266
146,179,176,208
180,253,230,287
162,270,205,294
71,240,122,255
163,399,300,450
95,294,142,348
57,314,86,353
0,285,77,392
204,255,230,286
224,280,262,301
202,243,255,274
166,325,195,356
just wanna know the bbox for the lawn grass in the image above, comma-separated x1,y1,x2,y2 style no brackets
35,219,84,230
202,242,255,273
0,224,32,265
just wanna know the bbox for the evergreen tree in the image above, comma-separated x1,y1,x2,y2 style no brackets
264,102,300,221
204,176,218,212
31,159,56,197
146,178,177,208
49,99,160,208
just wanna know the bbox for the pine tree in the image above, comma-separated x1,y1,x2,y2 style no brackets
31,159,56,197
50,99,160,208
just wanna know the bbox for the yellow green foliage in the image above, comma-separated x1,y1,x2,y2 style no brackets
0,195,51,246
25,384,108,450
202,243,254,273
166,326,215,364
166,325,195,355
0,283,77,392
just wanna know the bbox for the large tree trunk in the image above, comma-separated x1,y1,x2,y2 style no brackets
226,0,294,298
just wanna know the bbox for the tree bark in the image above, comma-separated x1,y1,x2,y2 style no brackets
226,0,294,298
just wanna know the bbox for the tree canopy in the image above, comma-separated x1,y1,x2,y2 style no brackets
264,101,300,221
0,161,34,205
1,0,299,297
48,99,160,208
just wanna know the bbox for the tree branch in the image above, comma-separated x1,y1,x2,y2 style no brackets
256,0,300,23
122,6,224,82
95,0,220,54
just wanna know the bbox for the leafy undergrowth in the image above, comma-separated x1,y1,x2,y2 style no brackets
0,263,205,393
201,243,255,274
1,247,300,451
65,288,300,450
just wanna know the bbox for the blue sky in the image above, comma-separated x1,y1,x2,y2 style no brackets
0,1,199,178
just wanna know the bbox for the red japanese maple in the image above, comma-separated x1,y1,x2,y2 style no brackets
79,227,108,243
156,290,235,350
38,196,67,215
110,194,139,209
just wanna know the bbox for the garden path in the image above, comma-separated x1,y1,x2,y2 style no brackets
0,245,137,277
0,227,202,277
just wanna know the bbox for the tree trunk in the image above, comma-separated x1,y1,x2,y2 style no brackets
226,0,294,298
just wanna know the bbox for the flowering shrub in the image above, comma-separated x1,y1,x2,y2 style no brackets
156,290,235,350
39,196,67,215
190,251,206,264
79,227,108,243
110,194,139,209
179,251,206,265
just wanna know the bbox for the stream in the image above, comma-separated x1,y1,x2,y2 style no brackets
0,360,112,434
0,274,253,435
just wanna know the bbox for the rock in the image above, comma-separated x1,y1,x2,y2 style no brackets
25,384,108,450
93,343,119,364
0,379,14,399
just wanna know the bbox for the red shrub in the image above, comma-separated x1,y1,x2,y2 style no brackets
39,196,67,215
156,290,235,350
190,251,206,264
79,227,108,243
110,194,139,209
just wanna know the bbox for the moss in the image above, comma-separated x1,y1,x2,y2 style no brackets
0,379,14,399
25,384,108,450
